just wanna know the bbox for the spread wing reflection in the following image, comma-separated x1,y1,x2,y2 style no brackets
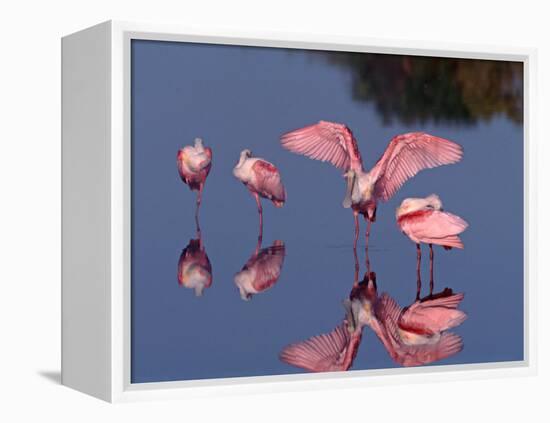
177,231,213,297
279,323,362,372
279,271,373,373
234,240,286,301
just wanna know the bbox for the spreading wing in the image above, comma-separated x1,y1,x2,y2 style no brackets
252,160,286,203
372,133,463,201
280,121,361,171
279,324,351,372
400,293,467,334
248,241,286,291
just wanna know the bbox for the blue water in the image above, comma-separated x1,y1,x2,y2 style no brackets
131,40,524,383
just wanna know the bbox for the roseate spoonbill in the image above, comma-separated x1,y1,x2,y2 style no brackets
234,240,285,301
177,138,212,226
233,149,286,240
281,121,463,248
279,322,362,373
396,194,468,297
177,232,213,297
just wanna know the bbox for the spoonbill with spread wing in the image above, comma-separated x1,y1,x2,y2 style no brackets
281,121,463,248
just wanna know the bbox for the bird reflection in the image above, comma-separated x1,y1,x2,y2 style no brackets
279,255,372,373
279,321,362,372
354,272,467,367
234,239,286,301
280,247,467,372
177,229,213,297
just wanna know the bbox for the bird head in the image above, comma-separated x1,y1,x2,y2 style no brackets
194,137,204,148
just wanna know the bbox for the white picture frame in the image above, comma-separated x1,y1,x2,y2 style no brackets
61,20,537,403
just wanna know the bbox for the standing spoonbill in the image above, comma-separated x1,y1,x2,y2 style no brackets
396,194,468,297
233,149,286,240
280,121,463,248
177,138,212,226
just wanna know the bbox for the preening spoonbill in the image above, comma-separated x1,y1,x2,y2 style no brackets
177,138,212,225
233,149,286,240
396,194,468,297
281,121,463,248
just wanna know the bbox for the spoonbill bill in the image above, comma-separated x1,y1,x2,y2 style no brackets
281,121,463,248
177,138,212,225
233,149,286,239
396,194,468,296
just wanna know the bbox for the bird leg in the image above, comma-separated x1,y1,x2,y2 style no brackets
365,242,371,276
353,245,359,287
353,212,359,250
195,183,203,232
253,192,263,245
429,243,434,296
365,218,372,250
416,243,422,301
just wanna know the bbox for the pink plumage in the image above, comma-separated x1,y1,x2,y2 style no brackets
249,161,286,207
398,209,468,249
399,293,467,335
280,120,363,171
177,237,213,297
371,132,463,201
374,293,465,367
279,323,362,372
396,194,468,296
177,138,212,222
233,149,286,237
280,121,463,247
234,240,285,300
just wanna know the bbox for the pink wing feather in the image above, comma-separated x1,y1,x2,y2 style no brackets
251,160,286,205
245,241,286,292
372,133,463,201
400,293,467,335
395,332,464,367
400,210,468,248
280,121,362,171
279,324,354,372
375,294,464,366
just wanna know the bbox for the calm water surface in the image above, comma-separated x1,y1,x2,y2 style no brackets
131,40,523,383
